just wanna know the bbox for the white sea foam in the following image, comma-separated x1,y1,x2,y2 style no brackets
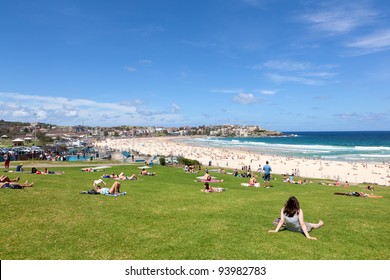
188,135,390,163
354,146,390,151
359,154,390,158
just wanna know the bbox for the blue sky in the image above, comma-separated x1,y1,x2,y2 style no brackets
1,0,389,131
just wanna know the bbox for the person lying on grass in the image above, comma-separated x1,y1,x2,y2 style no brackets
203,182,225,193
102,172,138,180
0,175,20,183
43,168,64,175
334,192,383,198
0,180,34,189
268,196,324,240
140,168,156,176
94,180,122,195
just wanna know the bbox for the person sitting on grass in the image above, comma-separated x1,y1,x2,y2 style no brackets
203,182,225,193
203,171,212,180
16,164,24,172
0,180,34,189
268,196,324,240
0,175,20,183
94,181,122,195
249,176,260,187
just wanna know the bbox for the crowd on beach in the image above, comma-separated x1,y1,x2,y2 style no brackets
93,136,390,186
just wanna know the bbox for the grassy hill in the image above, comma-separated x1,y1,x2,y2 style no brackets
1,162,389,260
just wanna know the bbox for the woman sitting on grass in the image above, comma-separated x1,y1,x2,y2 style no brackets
94,180,122,195
269,196,324,240
249,176,259,187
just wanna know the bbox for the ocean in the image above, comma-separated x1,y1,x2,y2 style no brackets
182,131,390,163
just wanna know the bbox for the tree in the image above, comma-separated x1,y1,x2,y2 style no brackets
36,131,52,145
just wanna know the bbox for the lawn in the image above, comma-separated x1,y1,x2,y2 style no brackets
1,162,389,260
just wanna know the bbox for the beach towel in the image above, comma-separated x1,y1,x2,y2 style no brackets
80,189,99,195
81,166,111,172
196,176,216,179
196,179,224,183
201,188,225,193
79,190,127,196
105,192,127,196
241,183,260,187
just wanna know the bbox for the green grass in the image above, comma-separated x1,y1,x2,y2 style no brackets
1,163,389,260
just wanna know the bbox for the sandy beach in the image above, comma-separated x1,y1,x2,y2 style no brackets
93,136,390,186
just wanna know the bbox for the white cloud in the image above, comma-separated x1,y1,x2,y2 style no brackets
210,88,244,94
12,110,29,118
334,112,388,122
182,40,216,49
267,73,323,86
124,66,137,72
171,103,181,113
233,93,257,104
263,60,311,71
260,59,337,85
138,59,152,64
0,92,182,126
346,29,390,55
257,89,277,95
36,110,48,120
301,3,379,34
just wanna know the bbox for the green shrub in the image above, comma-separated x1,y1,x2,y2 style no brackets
177,156,200,166
159,157,166,166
